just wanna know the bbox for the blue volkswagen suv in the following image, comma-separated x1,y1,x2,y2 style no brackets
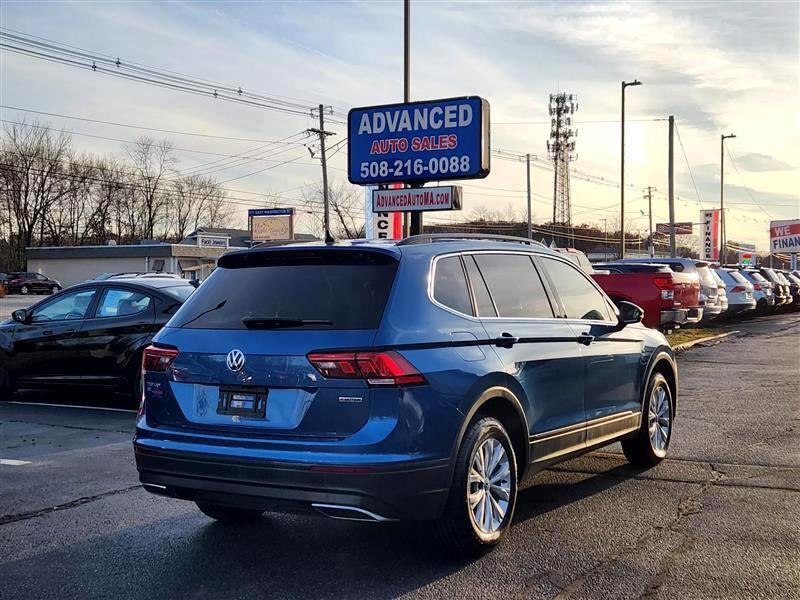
134,234,677,556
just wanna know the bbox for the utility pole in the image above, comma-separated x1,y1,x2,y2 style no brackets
620,79,642,258
526,153,532,239
308,104,336,243
601,218,608,261
646,186,654,257
720,133,736,264
668,115,676,258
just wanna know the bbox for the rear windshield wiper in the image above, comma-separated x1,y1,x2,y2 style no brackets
241,316,334,329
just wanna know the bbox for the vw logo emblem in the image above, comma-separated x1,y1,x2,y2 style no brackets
226,349,245,373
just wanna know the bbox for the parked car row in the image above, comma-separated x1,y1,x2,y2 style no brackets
591,257,800,331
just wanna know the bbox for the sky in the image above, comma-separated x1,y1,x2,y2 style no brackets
1,0,798,250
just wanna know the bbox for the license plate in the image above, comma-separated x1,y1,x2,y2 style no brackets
745,292,752,298
217,387,267,418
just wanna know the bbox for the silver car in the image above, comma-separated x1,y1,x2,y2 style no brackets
695,261,723,322
739,269,775,314
715,268,756,315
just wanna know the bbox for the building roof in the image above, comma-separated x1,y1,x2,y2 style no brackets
26,243,228,260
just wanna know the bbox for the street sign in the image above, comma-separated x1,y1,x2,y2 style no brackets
769,219,800,254
248,208,294,242
656,222,693,235
372,186,462,213
701,209,721,261
348,96,490,185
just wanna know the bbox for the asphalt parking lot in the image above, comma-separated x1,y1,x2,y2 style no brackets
1,313,798,599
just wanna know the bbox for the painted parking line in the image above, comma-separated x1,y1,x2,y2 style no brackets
0,459,32,466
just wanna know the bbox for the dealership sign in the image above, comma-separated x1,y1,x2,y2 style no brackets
248,208,294,242
656,222,693,235
769,219,800,254
348,96,490,186
701,209,720,261
372,186,462,213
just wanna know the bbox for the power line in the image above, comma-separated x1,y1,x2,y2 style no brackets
493,118,667,125
724,146,775,219
1,105,304,143
673,123,704,210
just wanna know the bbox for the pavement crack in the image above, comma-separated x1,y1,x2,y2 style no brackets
0,485,141,525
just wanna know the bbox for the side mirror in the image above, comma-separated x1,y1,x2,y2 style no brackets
616,301,643,328
11,309,28,324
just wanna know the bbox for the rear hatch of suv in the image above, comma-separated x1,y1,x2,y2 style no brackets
143,247,400,439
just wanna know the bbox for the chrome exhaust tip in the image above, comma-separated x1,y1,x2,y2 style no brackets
311,503,395,522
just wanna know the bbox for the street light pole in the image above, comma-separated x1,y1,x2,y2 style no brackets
620,79,642,259
720,133,736,264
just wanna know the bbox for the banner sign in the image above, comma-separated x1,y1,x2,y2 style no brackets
372,212,403,240
348,96,490,185
372,186,462,213
769,219,800,254
249,208,294,242
701,209,720,261
656,222,693,235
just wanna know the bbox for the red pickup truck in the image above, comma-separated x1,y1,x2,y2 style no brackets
592,263,702,330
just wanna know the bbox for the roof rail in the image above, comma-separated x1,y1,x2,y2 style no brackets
396,233,547,247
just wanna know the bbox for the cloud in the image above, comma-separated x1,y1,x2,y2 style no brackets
733,153,795,173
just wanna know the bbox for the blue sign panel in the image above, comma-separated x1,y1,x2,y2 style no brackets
348,96,489,185
248,208,294,217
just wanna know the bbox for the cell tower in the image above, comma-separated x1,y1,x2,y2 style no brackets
547,93,578,247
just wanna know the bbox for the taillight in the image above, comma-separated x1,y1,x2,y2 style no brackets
307,351,425,386
753,283,761,291
731,286,745,293
142,345,179,372
653,276,675,301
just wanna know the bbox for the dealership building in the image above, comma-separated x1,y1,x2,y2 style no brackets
25,228,250,287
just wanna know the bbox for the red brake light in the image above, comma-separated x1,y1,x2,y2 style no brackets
753,283,761,291
307,351,425,386
653,276,674,289
142,345,179,372
730,286,745,293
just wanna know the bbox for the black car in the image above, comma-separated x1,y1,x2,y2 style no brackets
0,278,195,400
3,272,62,295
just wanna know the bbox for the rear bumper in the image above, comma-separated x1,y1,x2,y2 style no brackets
685,307,703,323
134,437,452,521
659,308,688,328
727,301,756,314
700,304,723,321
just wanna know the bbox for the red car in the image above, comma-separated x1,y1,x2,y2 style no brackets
592,263,702,330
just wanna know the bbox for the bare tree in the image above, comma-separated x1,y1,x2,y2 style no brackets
303,179,364,239
125,137,175,240
0,121,72,268
170,174,229,240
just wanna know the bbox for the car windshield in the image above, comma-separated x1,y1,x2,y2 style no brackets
161,285,196,302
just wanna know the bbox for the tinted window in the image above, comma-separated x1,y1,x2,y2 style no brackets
173,251,398,330
433,256,473,316
96,288,152,318
31,289,97,322
464,256,496,317
474,254,553,319
747,271,768,283
540,257,614,321
727,270,748,284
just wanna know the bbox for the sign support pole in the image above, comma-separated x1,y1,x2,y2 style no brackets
404,0,424,237
526,153,532,239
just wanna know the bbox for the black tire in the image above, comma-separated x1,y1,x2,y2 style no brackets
50,285,61,294
19,285,29,295
433,416,518,557
0,366,13,399
196,501,264,523
622,372,673,468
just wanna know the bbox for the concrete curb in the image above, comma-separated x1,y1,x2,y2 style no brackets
672,330,740,352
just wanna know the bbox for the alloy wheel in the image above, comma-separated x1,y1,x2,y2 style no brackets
468,437,511,534
648,385,671,456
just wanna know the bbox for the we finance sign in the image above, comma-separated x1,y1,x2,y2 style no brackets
348,96,489,185
770,219,800,254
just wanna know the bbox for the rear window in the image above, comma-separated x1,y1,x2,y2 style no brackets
727,270,748,284
171,250,398,330
747,271,768,283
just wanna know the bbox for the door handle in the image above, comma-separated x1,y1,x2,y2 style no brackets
495,332,519,348
577,332,595,346
43,328,75,336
